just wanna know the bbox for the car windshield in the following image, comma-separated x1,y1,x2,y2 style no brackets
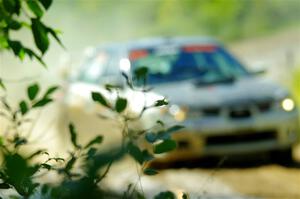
77,47,120,84
130,45,249,85
77,52,109,84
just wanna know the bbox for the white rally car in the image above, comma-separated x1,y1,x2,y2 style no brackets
61,37,300,162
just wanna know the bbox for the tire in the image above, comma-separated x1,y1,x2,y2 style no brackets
271,147,294,165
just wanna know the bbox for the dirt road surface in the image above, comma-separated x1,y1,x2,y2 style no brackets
35,100,300,199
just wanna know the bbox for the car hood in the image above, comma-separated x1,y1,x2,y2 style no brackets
151,76,289,108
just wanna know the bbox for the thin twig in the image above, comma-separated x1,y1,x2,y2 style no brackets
197,156,227,198
26,109,42,139
135,161,145,196
96,160,114,184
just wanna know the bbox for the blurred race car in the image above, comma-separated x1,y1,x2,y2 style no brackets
61,37,300,162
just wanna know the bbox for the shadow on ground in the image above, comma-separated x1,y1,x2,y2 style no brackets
151,153,300,169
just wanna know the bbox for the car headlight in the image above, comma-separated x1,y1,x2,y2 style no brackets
281,98,295,112
168,105,188,122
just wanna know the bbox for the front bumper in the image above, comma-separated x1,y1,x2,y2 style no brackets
171,109,300,156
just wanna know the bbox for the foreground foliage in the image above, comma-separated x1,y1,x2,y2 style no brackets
0,1,190,198
0,77,187,199
292,68,300,104
0,0,63,67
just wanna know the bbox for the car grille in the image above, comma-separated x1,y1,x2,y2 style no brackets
188,99,273,118
229,108,251,119
188,106,221,117
228,99,273,119
256,100,273,112
202,107,221,115
205,130,276,146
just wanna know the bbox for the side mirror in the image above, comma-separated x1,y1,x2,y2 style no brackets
251,68,267,75
249,61,268,75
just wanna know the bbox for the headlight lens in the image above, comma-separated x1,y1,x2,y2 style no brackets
169,105,187,122
281,98,295,111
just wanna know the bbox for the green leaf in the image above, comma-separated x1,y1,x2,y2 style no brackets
154,191,175,199
0,79,6,90
154,126,183,141
47,27,64,48
8,19,22,30
145,132,157,143
41,184,49,195
14,137,27,147
8,40,22,56
1,99,11,111
156,120,165,126
182,193,189,199
91,91,109,107
134,67,148,80
87,147,97,159
0,136,4,146
32,98,52,107
39,0,52,10
3,0,17,13
154,99,168,107
27,149,48,159
84,135,103,149
134,66,148,86
24,47,46,66
20,21,31,28
0,183,10,189
43,86,59,97
142,149,154,161
68,123,81,149
105,84,121,92
127,142,144,165
155,130,171,141
65,156,76,172
14,0,21,15
31,18,49,54
143,168,158,175
27,0,44,18
0,36,9,49
19,100,28,115
18,48,25,60
153,139,177,154
27,83,39,100
3,153,39,196
166,125,184,134
41,163,51,170
115,97,127,113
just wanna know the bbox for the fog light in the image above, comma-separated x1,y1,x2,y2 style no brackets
281,98,295,112
174,110,186,122
169,105,187,122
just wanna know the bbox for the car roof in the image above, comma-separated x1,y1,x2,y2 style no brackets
93,42,125,52
126,36,221,50
89,36,222,57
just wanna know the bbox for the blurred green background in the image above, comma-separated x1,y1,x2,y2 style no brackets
2,0,300,65
47,0,300,49
1,0,300,99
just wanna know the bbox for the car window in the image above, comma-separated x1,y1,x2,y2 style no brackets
103,55,121,76
77,48,119,84
133,54,174,74
130,45,249,85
